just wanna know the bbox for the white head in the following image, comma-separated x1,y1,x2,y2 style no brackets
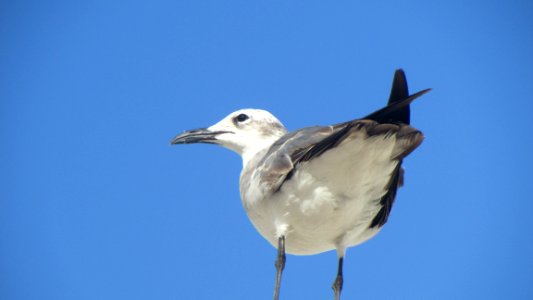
171,109,288,165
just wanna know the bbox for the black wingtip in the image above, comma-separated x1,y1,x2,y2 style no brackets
386,69,411,124
362,69,430,124
389,69,409,103
363,88,431,124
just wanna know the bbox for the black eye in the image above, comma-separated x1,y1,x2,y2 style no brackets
235,113,249,122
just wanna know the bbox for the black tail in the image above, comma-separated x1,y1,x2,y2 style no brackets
364,69,430,124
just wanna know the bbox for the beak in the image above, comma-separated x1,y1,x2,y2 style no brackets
170,128,232,145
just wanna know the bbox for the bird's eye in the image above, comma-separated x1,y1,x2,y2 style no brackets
235,113,249,123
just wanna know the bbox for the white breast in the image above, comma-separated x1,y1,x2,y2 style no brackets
242,133,400,255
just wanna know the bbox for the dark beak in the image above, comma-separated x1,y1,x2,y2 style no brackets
170,128,232,145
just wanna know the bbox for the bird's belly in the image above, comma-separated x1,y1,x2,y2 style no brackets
242,135,400,255
245,167,394,255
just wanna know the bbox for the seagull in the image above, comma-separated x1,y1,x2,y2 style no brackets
171,69,430,300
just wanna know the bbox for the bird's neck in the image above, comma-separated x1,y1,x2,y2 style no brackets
241,137,278,168
241,145,269,168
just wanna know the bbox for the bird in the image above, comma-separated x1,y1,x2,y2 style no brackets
171,69,430,300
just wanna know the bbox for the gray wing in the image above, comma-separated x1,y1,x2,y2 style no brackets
255,120,422,195
255,69,429,228
253,126,337,193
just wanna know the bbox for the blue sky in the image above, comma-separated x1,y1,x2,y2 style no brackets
1,1,532,299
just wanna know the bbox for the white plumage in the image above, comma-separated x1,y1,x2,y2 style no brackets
171,69,429,300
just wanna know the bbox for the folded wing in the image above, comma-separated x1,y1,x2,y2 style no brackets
255,70,428,227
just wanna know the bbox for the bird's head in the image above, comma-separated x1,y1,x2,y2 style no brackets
171,109,288,163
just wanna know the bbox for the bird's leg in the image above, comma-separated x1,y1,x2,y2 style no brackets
332,256,344,300
273,236,286,300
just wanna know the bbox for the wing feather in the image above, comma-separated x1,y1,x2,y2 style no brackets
252,69,428,228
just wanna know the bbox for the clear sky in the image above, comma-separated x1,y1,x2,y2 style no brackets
1,1,532,299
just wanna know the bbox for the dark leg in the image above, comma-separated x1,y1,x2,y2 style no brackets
332,256,344,300
273,236,286,300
